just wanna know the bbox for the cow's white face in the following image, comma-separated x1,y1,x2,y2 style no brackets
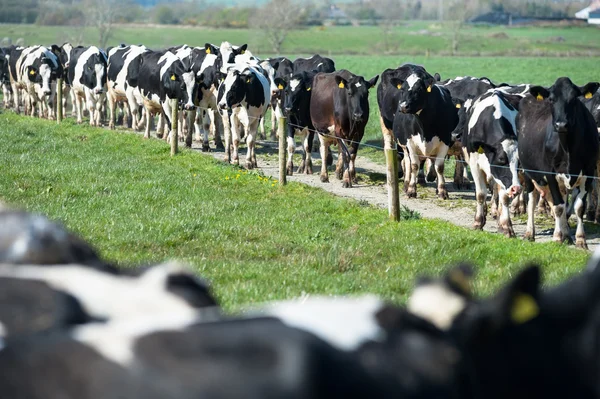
181,71,196,110
94,62,105,94
39,63,52,95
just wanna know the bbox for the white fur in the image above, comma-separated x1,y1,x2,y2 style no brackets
407,284,467,330
246,295,386,351
355,82,361,88
588,246,600,271
289,78,300,92
501,138,520,190
158,51,180,80
182,71,196,108
406,74,420,90
468,91,517,136
0,262,201,321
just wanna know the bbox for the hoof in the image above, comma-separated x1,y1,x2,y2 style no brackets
498,225,516,238
342,180,351,188
215,142,225,151
335,169,343,180
320,175,329,183
576,239,589,250
202,144,211,152
473,222,484,231
406,187,417,198
287,165,294,176
523,232,535,242
417,176,427,187
246,161,254,170
437,189,449,200
305,162,313,175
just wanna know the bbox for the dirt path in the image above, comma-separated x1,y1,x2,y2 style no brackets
188,139,599,253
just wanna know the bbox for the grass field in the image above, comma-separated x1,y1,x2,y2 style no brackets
0,112,591,308
2,22,600,56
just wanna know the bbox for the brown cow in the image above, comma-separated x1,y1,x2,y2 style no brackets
310,70,378,188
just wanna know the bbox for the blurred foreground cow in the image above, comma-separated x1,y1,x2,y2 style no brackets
518,78,600,248
310,70,378,188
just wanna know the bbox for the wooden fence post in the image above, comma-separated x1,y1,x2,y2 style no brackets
278,116,287,186
385,147,400,221
171,98,178,156
56,78,63,124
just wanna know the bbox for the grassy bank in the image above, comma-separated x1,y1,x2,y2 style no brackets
0,112,590,308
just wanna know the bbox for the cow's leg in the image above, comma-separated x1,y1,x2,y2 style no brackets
229,113,241,166
246,117,258,169
523,177,537,241
470,156,487,230
220,110,232,163
213,110,225,151
286,123,296,176
11,83,20,114
574,179,589,249
404,141,420,198
592,159,600,224
418,159,427,186
434,145,450,200
497,188,515,238
399,145,411,193
490,181,499,219
335,147,344,180
74,92,84,124
143,108,152,139
108,92,116,130
547,176,570,245
338,139,352,188
304,129,314,175
258,115,265,140
319,134,330,183
349,141,359,185
270,104,278,141
185,108,195,148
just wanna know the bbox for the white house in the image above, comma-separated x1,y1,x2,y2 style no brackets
576,0,600,24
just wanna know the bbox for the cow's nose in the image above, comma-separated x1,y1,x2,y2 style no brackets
94,88,104,94
399,102,408,113
184,104,194,111
218,103,227,110
352,113,363,121
509,185,522,197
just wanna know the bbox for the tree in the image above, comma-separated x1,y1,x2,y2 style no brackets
251,0,301,55
447,0,479,55
371,0,407,54
83,0,125,49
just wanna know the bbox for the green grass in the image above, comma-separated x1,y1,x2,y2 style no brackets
0,112,591,309
2,22,600,56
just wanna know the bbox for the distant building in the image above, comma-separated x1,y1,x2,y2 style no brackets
575,0,600,24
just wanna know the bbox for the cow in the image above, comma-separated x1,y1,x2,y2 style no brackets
0,261,218,323
217,64,271,169
0,313,391,399
392,64,458,199
293,54,336,75
0,47,11,109
517,78,600,248
106,44,148,130
8,45,62,119
218,42,258,74
310,70,378,188
68,46,108,126
0,210,110,271
582,90,600,129
263,56,293,139
581,91,600,223
50,42,75,118
195,49,225,151
275,70,317,175
126,50,197,140
461,90,522,237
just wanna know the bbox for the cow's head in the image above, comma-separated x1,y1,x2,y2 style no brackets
530,77,600,133
27,58,53,97
334,74,379,123
451,97,468,143
277,71,313,116
393,71,437,115
161,60,195,108
81,50,107,95
217,67,253,110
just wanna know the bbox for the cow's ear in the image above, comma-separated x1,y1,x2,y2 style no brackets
51,44,61,56
434,72,441,82
204,43,213,54
335,75,348,89
529,86,550,101
390,78,404,90
366,75,379,89
27,65,37,77
274,77,286,90
245,73,255,84
271,60,280,71
580,82,600,99
489,265,541,329
239,44,248,55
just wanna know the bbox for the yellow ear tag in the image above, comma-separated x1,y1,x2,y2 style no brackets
306,87,311,91
338,82,345,89
536,94,544,101
206,48,211,54
456,103,462,109
246,78,251,83
170,74,176,81
511,293,539,324
427,85,432,93
277,84,283,90
477,146,484,154
585,92,593,99
29,70,35,75
397,84,401,89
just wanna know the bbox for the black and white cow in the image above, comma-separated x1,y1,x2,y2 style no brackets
582,90,600,129
9,45,61,119
461,90,522,237
275,70,317,175
0,47,11,109
391,64,459,199
263,56,293,139
195,48,225,151
68,46,108,126
517,78,600,248
310,70,378,188
217,64,270,169
106,44,148,130
218,42,258,74
293,54,336,75
126,50,197,140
